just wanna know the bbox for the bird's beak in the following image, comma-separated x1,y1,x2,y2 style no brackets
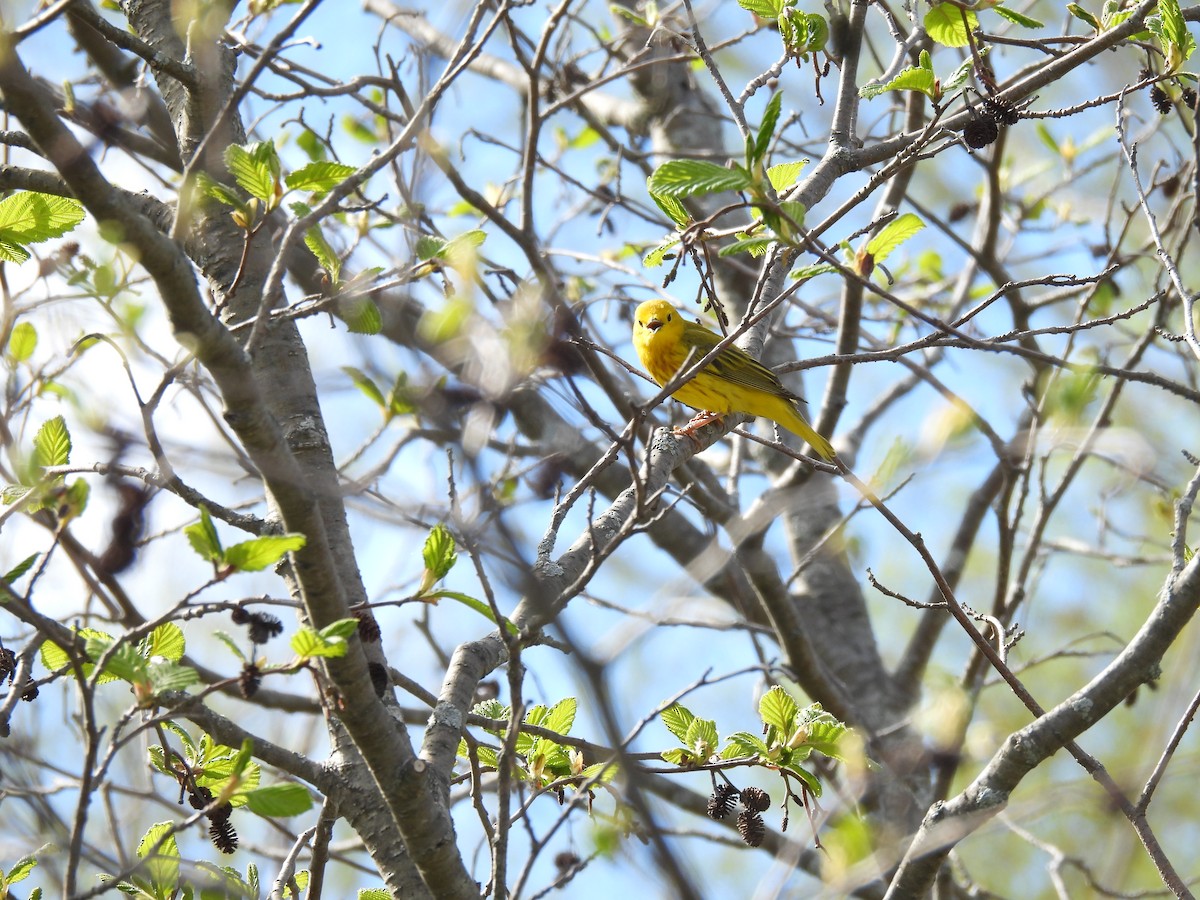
645,317,663,332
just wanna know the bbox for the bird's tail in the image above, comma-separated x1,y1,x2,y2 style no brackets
781,404,835,460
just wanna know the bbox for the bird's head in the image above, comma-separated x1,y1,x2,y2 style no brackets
634,299,680,340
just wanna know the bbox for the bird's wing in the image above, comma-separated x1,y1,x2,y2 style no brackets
688,322,807,405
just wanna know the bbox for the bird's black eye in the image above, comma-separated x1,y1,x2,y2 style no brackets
666,314,672,321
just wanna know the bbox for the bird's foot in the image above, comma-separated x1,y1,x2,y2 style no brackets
673,410,725,441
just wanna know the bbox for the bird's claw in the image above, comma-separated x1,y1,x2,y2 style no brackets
673,411,725,444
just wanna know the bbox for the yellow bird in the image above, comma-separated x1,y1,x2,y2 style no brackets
632,299,834,460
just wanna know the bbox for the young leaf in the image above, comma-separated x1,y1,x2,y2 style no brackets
40,628,121,684
290,621,357,659
285,161,357,194
753,92,784,165
643,235,682,267
3,552,40,584
225,142,278,205
543,697,577,735
759,686,799,733
241,783,313,816
724,730,771,758
422,524,458,584
649,191,691,228
5,853,37,884
924,5,977,47
33,415,71,469
865,213,925,265
184,506,223,563
648,159,754,198
0,192,85,246
213,630,248,663
736,0,783,17
717,235,774,258
660,704,696,744
766,160,807,191
193,172,244,208
319,618,361,641
6,321,38,362
148,662,200,694
140,623,186,662
136,822,180,900
993,5,1043,27
684,716,719,760
343,366,387,408
1066,3,1100,29
342,297,383,335
224,533,307,572
861,65,938,101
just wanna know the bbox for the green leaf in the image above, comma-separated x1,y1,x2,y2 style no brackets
783,761,822,797
660,747,691,765
342,297,382,335
1154,0,1195,69
3,552,40,584
766,160,807,191
184,506,223,564
724,730,771,757
717,235,774,258
1159,0,1189,50
649,192,691,228
0,237,30,263
861,64,938,101
941,54,977,95
285,161,357,194
86,635,148,683
736,0,783,16
319,618,361,641
415,235,447,261
33,415,71,468
660,704,695,744
359,890,391,900
422,523,458,581
5,853,37,883
213,630,247,663
1066,2,1100,28
225,143,278,204
40,628,120,684
426,590,518,634
193,172,244,208
148,662,200,694
224,533,306,572
753,92,784,165
0,192,85,244
290,202,341,284
290,621,356,659
2,484,32,505
343,366,386,408
542,697,577,735
684,716,719,760
759,686,798,733
865,213,925,265
240,783,313,817
643,236,681,268
993,5,1043,27
647,160,754,198
444,229,487,260
6,321,38,362
137,822,180,900
60,478,89,519
141,623,186,662
924,4,977,47
387,371,416,416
